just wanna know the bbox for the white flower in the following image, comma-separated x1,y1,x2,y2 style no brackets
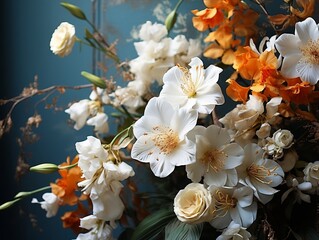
237,143,284,204
275,17,319,85
304,161,319,187
76,215,113,240
209,185,257,229
86,112,109,134
131,97,197,178
138,21,168,41
281,177,311,204
186,125,244,187
174,183,213,224
65,99,90,130
50,22,76,57
31,192,60,218
216,221,252,240
159,57,224,114
273,129,294,149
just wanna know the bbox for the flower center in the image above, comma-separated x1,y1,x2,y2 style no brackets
152,126,180,154
300,39,319,65
178,64,202,98
200,149,227,173
213,190,237,217
247,163,278,184
89,100,102,115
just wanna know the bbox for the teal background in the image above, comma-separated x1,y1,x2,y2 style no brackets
0,0,205,239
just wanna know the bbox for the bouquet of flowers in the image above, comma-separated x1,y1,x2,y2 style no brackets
1,0,319,239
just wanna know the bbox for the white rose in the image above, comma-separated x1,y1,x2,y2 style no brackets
50,22,76,57
174,183,213,224
273,129,294,148
304,161,319,187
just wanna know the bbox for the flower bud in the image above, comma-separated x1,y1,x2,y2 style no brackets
60,2,86,20
81,71,107,89
30,163,59,174
165,10,177,32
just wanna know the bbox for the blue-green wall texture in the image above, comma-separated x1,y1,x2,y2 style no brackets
0,1,205,239
1,1,93,239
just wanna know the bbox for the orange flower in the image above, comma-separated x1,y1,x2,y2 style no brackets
192,8,224,31
226,72,250,103
61,201,91,234
51,156,84,206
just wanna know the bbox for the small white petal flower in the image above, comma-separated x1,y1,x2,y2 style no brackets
65,99,90,130
50,22,76,57
209,185,257,229
76,215,113,240
237,143,284,204
31,192,60,218
304,161,319,187
216,221,252,240
86,112,109,134
160,57,224,114
138,21,168,42
186,125,244,187
131,97,197,178
275,17,319,84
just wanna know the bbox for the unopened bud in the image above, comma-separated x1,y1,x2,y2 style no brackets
165,10,177,32
30,163,59,174
60,2,87,20
81,71,107,89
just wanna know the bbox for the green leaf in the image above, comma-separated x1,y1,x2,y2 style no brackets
131,208,175,240
60,2,87,20
81,71,106,89
165,218,203,240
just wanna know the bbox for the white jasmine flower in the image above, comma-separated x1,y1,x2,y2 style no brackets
138,21,168,41
160,57,224,114
237,143,284,204
76,215,113,240
31,192,60,218
275,17,319,84
131,97,197,178
89,87,110,104
65,99,90,130
304,161,319,187
216,221,252,240
174,183,213,224
86,112,109,134
281,177,311,204
209,185,257,229
50,22,76,57
186,125,244,187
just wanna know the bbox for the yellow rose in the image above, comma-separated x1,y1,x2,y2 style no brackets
50,22,76,57
174,183,213,224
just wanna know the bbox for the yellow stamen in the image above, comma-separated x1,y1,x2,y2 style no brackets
200,149,227,173
300,39,319,65
247,163,278,184
178,64,203,98
213,190,237,218
152,126,179,154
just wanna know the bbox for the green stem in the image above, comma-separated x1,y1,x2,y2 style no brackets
173,0,184,12
58,162,78,170
109,125,134,147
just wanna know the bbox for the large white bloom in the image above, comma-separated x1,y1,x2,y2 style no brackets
174,183,213,224
237,143,284,204
76,215,113,240
50,22,76,57
216,221,252,240
31,192,60,218
275,17,319,85
159,57,224,114
131,97,197,178
209,185,257,229
186,125,244,187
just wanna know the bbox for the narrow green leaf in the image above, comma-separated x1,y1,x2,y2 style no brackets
131,208,175,240
165,218,203,240
81,71,106,89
